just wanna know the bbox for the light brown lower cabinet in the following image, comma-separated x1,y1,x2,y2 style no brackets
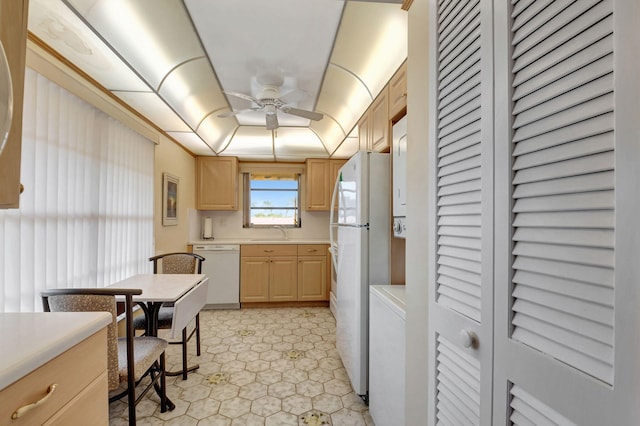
240,244,329,303
1,328,108,425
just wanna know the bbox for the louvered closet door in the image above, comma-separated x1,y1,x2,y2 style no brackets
427,0,494,424
493,1,640,424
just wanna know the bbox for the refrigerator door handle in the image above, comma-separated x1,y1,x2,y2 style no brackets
329,174,341,270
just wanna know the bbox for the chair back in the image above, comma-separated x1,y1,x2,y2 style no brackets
150,252,205,274
43,293,119,390
41,288,141,392
169,278,209,339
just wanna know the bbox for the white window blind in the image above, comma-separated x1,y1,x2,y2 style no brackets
0,68,154,312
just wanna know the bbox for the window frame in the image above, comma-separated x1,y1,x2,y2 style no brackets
242,172,302,228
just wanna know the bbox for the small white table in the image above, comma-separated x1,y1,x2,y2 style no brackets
109,274,208,381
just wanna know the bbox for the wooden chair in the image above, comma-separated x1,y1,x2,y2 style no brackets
133,252,206,378
41,288,173,425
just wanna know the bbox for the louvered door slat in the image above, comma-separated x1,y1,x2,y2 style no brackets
513,134,613,171
513,0,603,61
512,113,612,155
438,225,481,239
513,56,612,115
513,94,612,142
513,257,613,288
438,1,479,57
510,386,577,426
438,155,481,177
438,106,481,139
437,235,481,250
513,34,612,99
513,211,614,229
438,264,481,287
439,120,481,148
438,245,481,262
513,227,614,248
438,202,481,216
513,74,612,129
439,35,480,85
511,0,535,17
437,190,481,207
513,171,613,199
438,142,481,169
511,0,553,32
438,178,481,197
513,299,613,345
438,95,480,130
513,270,613,305
513,190,613,213
513,241,613,268
438,274,481,297
439,81,480,120
435,335,481,424
439,74,480,112
512,151,614,184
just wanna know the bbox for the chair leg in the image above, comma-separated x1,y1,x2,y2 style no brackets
182,328,188,381
160,352,167,412
196,313,201,356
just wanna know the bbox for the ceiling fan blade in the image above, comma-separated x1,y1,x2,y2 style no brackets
217,108,257,118
278,89,308,104
266,113,279,130
280,106,324,121
222,90,258,103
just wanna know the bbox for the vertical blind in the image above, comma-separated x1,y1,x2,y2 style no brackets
0,68,154,312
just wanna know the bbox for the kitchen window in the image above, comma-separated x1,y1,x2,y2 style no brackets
243,172,301,228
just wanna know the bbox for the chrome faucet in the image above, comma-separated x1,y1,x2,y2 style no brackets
273,225,289,240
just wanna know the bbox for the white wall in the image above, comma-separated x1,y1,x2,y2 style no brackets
405,0,430,423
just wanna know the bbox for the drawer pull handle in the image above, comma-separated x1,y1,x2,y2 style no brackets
12,383,57,419
264,249,274,253
306,249,317,252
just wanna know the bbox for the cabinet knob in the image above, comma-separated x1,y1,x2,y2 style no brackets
459,329,478,349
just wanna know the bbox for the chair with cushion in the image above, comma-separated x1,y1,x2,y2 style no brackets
41,288,173,425
133,252,206,378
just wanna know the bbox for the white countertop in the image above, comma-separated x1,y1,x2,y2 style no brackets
190,239,330,245
0,312,112,390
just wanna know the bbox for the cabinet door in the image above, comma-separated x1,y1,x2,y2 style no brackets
358,111,371,151
196,156,238,210
0,0,29,208
269,256,298,301
240,256,269,302
298,255,327,301
304,158,330,211
370,87,389,152
388,61,407,120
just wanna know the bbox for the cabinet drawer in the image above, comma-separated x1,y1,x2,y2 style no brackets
44,371,108,426
297,244,327,256
1,329,107,426
242,244,297,257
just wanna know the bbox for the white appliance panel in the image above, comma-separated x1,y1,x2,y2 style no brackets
336,225,368,395
369,285,406,426
392,115,407,218
193,244,240,309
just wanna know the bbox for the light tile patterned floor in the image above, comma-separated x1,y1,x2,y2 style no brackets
109,307,374,425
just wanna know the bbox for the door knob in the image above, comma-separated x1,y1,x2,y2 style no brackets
459,329,478,349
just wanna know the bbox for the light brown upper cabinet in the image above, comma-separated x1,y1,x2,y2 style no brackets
358,87,389,153
196,156,238,210
305,158,347,211
388,60,407,120
0,0,29,209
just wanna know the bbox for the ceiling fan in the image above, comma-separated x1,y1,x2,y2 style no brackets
218,83,324,130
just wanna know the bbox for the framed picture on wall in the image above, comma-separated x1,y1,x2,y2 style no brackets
162,173,179,226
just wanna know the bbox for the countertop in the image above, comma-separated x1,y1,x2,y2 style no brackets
0,312,112,390
190,239,330,245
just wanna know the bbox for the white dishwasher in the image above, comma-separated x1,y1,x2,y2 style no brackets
193,244,240,309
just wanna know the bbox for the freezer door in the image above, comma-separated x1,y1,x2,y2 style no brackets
337,151,367,225
335,225,369,396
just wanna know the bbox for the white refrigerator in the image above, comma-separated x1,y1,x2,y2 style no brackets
329,150,390,398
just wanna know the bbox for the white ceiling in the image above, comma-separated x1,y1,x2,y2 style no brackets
27,0,407,161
